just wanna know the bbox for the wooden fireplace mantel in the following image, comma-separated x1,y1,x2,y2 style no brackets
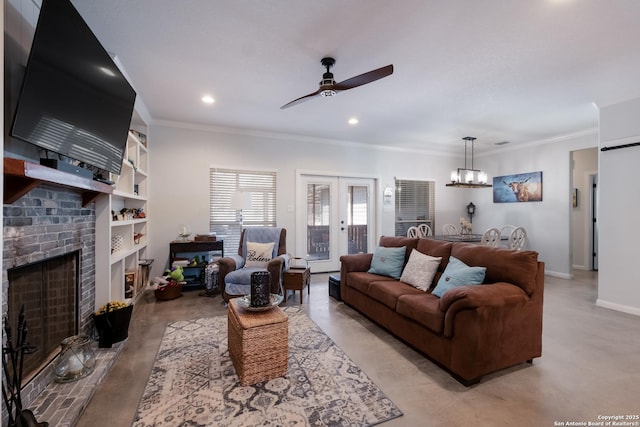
4,157,114,206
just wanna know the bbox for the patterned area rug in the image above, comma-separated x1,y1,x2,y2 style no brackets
133,307,402,426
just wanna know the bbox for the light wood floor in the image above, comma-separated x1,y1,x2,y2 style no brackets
77,270,640,427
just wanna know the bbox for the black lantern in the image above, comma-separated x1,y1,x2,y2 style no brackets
466,202,476,223
250,271,271,307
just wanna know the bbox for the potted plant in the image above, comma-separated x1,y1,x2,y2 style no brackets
93,301,133,348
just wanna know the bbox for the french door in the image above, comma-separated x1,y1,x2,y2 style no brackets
297,175,376,272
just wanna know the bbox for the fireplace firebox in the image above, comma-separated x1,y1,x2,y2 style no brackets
7,251,79,382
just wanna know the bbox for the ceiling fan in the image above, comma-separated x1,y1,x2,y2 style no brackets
280,57,393,109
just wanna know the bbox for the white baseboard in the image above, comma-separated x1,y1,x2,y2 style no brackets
545,270,573,279
596,299,640,317
571,264,589,270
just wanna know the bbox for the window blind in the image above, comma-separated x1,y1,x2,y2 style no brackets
209,168,277,254
394,179,435,236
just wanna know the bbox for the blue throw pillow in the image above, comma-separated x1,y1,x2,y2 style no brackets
368,246,406,279
432,256,487,297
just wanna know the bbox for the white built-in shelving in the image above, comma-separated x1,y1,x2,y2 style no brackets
95,128,149,310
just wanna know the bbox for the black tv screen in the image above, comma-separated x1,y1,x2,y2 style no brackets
11,0,136,176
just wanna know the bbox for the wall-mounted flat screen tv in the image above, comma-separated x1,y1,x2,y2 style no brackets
10,0,136,176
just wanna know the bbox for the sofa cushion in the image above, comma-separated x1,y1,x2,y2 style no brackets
368,246,406,279
432,256,486,298
400,249,442,291
345,271,397,294
450,243,539,296
368,280,423,310
396,293,444,334
416,238,453,270
379,236,419,264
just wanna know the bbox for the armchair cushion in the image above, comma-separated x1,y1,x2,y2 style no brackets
245,241,275,267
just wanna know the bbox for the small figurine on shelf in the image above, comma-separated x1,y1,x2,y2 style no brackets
133,233,144,245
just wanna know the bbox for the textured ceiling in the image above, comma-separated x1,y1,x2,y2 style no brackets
72,0,640,154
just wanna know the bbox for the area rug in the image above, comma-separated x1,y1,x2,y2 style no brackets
132,306,403,426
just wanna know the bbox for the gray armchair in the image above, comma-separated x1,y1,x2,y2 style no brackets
218,227,290,302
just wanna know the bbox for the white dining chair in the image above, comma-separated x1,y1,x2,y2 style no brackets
501,225,516,239
406,226,419,238
509,226,527,250
500,225,516,248
442,224,458,236
480,227,501,246
417,223,432,237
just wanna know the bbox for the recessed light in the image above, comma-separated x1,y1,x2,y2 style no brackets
348,117,359,125
201,95,215,104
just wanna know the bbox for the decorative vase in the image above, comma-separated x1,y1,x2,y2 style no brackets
250,271,271,307
93,304,134,348
54,335,96,382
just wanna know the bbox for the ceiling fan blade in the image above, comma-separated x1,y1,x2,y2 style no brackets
280,88,322,109
333,64,393,91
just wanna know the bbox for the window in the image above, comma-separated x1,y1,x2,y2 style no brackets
209,168,277,254
394,179,435,236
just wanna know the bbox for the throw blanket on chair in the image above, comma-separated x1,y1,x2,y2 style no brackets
242,227,282,259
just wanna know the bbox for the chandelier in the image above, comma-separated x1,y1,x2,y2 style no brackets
446,137,492,188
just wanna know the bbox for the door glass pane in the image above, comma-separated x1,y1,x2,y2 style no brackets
307,183,330,261
348,185,368,254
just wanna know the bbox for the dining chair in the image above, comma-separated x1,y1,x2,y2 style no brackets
417,223,432,237
500,225,516,248
501,225,516,239
406,226,419,238
442,224,458,236
509,226,527,250
480,227,501,246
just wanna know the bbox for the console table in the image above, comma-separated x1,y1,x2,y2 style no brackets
169,240,224,289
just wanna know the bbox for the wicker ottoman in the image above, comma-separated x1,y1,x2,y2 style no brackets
227,298,289,386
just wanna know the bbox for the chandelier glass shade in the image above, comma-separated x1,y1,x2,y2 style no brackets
446,137,492,188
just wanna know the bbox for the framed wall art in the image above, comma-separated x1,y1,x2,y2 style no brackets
493,171,543,203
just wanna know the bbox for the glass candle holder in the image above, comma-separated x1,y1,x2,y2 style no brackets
54,335,96,383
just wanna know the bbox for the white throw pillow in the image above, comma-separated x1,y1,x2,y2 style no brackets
245,241,275,267
399,249,442,292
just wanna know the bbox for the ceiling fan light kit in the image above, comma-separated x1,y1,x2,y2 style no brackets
280,57,393,109
446,137,493,189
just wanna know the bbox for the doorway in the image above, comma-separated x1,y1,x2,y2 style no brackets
296,175,376,272
590,174,598,271
570,147,598,271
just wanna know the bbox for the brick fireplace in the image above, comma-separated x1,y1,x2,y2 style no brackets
2,183,97,409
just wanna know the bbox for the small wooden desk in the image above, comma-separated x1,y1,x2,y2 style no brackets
283,267,310,304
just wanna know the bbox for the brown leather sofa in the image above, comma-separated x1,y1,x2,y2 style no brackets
339,236,545,385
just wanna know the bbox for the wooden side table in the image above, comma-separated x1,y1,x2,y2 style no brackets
227,298,289,386
283,263,310,304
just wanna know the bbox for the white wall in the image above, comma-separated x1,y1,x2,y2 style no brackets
147,123,465,277
465,132,597,278
147,123,600,281
597,98,640,316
